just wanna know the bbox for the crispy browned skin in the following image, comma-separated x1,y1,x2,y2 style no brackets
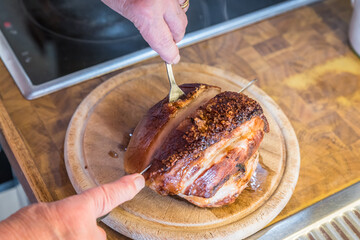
145,92,269,207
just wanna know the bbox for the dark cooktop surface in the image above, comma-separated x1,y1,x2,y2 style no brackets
1,0,323,100
0,0,289,86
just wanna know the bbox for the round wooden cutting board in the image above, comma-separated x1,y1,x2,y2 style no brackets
64,63,300,240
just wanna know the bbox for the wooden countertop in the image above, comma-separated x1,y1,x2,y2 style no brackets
0,0,359,238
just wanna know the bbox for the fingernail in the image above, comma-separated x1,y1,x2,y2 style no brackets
172,55,180,64
134,175,145,191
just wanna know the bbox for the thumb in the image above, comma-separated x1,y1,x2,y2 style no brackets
77,174,145,218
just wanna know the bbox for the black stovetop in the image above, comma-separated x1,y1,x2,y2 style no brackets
0,0,317,99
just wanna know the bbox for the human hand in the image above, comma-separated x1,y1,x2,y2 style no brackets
102,0,189,64
0,174,145,240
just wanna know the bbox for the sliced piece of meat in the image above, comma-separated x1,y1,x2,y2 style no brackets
179,151,259,207
124,84,221,173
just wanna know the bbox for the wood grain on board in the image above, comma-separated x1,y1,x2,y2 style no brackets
0,0,359,239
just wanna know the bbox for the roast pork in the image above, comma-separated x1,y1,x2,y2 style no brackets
124,83,269,207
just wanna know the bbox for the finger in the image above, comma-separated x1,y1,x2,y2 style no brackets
101,0,126,15
164,1,188,43
78,174,145,218
101,0,181,63
135,18,180,64
95,226,107,240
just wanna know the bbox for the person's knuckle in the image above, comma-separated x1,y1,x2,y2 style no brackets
17,203,54,223
27,203,48,215
133,1,154,20
135,20,150,36
173,25,185,42
173,21,185,34
158,35,175,49
169,17,187,42
184,15,188,28
97,185,115,213
177,13,188,30
119,178,138,200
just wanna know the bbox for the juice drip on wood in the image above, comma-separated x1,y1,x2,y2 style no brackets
108,150,119,158
248,170,261,191
118,128,134,152
246,155,275,192
247,164,268,192
118,144,127,151
210,155,276,218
